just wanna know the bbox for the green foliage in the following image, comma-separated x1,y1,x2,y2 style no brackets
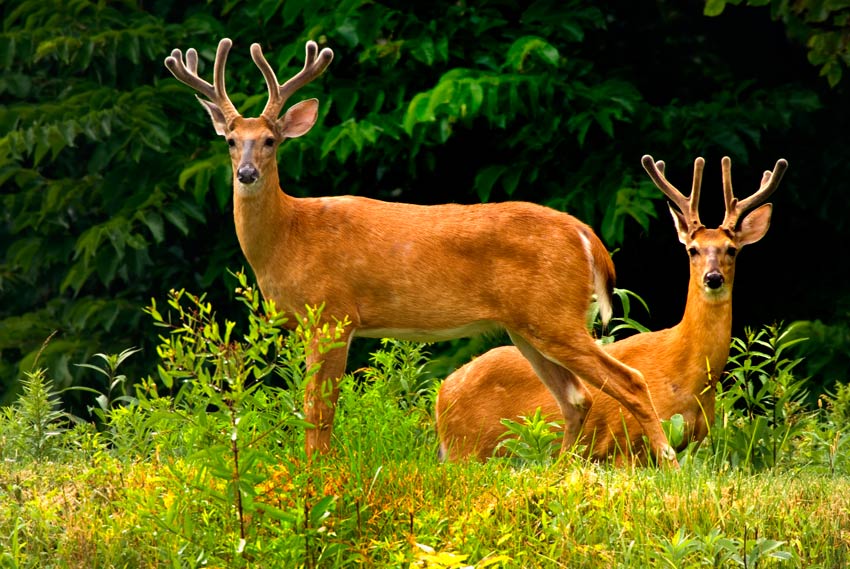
497,408,565,465
823,379,850,428
2,285,850,566
359,338,435,410
662,413,687,450
590,287,653,344
75,346,140,418
0,367,68,461
653,526,793,568
782,318,850,396
3,0,836,402
705,0,850,86
705,324,814,470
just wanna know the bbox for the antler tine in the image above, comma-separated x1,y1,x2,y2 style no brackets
721,158,788,230
211,38,240,125
164,48,216,101
164,38,240,125
250,43,281,114
253,40,334,120
721,156,735,222
642,155,703,231
689,156,705,226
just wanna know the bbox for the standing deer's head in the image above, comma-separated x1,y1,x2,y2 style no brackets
164,39,333,189
642,155,788,301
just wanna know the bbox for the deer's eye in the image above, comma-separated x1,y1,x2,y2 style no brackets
727,247,738,258
688,247,699,257
227,138,236,147
264,137,275,147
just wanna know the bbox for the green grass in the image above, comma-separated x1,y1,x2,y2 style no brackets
2,435,849,568
1,372,849,568
2,283,848,568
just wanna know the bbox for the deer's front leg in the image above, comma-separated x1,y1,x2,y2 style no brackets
303,331,352,458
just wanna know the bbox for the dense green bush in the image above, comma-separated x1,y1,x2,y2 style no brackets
4,0,848,403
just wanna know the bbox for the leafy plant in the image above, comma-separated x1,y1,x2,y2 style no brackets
589,286,652,344
75,347,141,417
137,270,354,563
0,306,847,567
359,338,435,410
781,318,850,397
706,324,813,470
705,0,850,87
0,367,68,461
496,407,564,464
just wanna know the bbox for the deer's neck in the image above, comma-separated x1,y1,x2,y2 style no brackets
674,277,734,388
232,175,293,279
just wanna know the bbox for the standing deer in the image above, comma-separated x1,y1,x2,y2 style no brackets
163,38,676,463
436,155,787,463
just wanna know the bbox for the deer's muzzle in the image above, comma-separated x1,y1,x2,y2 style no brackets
704,271,724,290
237,163,259,184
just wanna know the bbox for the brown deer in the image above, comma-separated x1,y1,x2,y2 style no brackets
436,155,787,464
163,38,676,464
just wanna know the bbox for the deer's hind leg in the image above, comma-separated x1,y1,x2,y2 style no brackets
507,331,592,454
511,329,677,467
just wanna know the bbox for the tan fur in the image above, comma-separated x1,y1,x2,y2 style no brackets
436,158,782,464
165,39,677,463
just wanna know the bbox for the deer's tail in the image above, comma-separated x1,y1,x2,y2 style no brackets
580,227,615,327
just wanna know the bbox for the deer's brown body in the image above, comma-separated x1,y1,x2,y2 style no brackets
239,191,600,340
436,156,786,463
164,38,677,463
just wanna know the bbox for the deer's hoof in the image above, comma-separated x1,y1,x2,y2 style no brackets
661,445,679,468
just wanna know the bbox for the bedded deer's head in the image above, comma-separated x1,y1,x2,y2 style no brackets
642,155,788,302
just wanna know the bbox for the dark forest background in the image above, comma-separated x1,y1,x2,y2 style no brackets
2,0,849,409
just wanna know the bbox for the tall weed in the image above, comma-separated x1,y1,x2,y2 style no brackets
0,368,69,462
705,324,813,470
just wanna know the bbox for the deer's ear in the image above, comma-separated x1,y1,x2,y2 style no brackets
668,203,690,245
736,203,772,247
278,98,319,139
197,97,228,136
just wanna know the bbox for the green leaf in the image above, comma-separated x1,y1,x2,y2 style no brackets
474,165,506,202
704,0,726,16
163,208,189,235
501,166,522,196
411,36,435,66
403,92,435,134
309,495,336,527
332,88,359,121
505,36,560,71
282,0,306,24
254,502,297,524
140,211,165,243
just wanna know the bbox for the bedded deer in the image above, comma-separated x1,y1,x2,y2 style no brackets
436,155,787,463
164,38,676,463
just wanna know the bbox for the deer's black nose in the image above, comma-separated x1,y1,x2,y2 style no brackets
237,164,259,184
704,271,724,290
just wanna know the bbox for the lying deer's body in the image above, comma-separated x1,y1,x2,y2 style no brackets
165,39,677,463
436,156,786,463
